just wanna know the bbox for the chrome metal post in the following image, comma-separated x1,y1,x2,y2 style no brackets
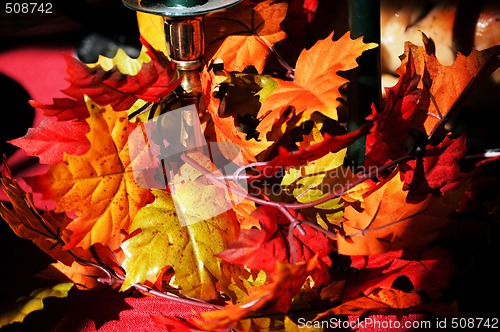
122,0,241,101
164,15,204,99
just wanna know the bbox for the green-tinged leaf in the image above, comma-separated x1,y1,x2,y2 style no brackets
121,189,239,300
281,149,346,209
218,73,279,103
0,283,73,327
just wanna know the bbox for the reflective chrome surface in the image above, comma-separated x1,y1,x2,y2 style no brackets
165,17,204,62
122,0,241,17
122,0,241,99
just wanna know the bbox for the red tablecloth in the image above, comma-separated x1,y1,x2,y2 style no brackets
0,44,71,203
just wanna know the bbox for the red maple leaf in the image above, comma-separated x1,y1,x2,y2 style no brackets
365,50,422,168
216,205,333,285
400,135,467,202
29,37,179,123
257,121,372,177
13,38,182,165
29,97,90,121
9,117,90,164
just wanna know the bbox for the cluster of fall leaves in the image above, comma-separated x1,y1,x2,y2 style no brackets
1,0,500,330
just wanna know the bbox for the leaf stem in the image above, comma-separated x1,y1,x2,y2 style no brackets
256,35,295,79
271,155,415,210
75,256,222,310
180,153,415,264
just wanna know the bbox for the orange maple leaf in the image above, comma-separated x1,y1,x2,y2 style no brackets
401,42,500,136
204,0,288,73
201,68,274,163
192,257,318,330
26,99,151,250
337,169,465,255
202,31,377,163
256,31,378,137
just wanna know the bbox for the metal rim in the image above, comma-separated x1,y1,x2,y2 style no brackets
122,0,242,17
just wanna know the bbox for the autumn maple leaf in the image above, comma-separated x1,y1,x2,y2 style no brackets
256,31,378,136
0,162,75,265
204,30,377,164
365,49,422,168
343,247,456,302
25,99,151,250
192,257,319,330
63,37,179,111
121,188,239,301
407,43,500,137
366,42,500,201
217,205,333,286
313,247,457,319
29,37,179,125
204,0,288,73
122,187,236,300
9,117,90,165
337,169,465,255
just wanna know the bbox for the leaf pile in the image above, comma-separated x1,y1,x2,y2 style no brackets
1,0,500,330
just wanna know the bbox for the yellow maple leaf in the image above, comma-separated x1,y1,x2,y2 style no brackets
121,188,239,301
